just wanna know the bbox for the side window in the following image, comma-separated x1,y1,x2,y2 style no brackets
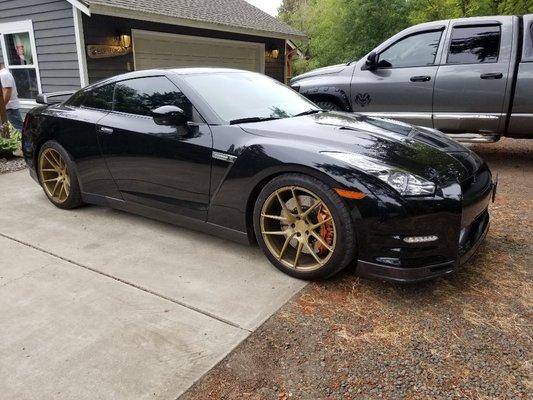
526,23,533,61
378,30,443,68
68,84,115,111
114,76,193,119
447,25,501,64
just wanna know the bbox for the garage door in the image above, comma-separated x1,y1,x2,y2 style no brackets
132,30,265,73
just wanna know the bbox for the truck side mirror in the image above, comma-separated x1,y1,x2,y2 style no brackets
365,52,378,70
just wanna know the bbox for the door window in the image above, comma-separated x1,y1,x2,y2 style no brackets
447,25,501,64
113,76,193,119
378,30,443,68
67,84,115,110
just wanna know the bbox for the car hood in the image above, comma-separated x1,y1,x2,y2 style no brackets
240,112,483,184
291,63,348,83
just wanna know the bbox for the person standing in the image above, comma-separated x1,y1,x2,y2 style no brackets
0,63,23,131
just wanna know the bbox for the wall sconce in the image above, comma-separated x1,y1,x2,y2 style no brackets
120,34,132,49
266,49,280,60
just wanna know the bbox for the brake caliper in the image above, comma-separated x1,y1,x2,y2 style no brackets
316,205,334,255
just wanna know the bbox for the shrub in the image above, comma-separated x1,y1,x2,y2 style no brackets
0,123,21,158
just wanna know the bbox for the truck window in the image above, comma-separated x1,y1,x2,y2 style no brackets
447,25,501,64
378,30,443,68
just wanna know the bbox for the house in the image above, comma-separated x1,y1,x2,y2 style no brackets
0,0,305,113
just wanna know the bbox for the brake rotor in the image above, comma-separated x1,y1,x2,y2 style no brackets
280,196,334,255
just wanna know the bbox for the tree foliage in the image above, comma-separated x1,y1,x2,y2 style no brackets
280,0,533,74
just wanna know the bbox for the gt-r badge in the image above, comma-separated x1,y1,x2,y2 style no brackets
212,151,237,163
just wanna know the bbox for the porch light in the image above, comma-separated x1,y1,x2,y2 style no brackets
120,34,132,48
266,49,280,59
403,235,439,244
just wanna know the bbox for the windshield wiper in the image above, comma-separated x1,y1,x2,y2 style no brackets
293,109,323,117
229,116,281,125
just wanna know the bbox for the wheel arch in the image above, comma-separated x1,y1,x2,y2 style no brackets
244,163,355,244
301,87,352,112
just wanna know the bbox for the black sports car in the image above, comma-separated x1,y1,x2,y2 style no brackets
21,68,495,282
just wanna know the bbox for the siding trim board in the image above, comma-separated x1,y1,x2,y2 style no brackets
73,7,89,86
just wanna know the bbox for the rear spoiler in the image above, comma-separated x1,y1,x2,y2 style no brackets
36,91,76,105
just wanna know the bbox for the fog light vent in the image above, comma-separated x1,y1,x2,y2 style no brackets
403,235,438,244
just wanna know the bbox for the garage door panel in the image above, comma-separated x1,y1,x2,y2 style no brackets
133,30,264,73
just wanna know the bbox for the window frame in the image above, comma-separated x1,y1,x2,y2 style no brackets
111,76,198,121
445,24,502,65
0,19,42,99
375,28,445,70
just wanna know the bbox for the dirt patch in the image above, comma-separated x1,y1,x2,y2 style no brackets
0,156,26,175
182,138,532,400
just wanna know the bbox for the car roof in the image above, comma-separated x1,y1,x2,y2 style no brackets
87,67,254,89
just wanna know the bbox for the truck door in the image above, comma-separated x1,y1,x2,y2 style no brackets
433,16,515,134
352,26,446,128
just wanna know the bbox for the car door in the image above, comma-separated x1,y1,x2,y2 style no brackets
433,17,515,134
96,76,213,220
58,83,123,199
352,27,446,127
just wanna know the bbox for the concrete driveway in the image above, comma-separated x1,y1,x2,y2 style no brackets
0,170,307,399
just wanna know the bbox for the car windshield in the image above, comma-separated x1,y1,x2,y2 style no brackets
182,72,320,124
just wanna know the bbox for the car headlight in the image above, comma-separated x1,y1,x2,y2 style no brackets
321,152,435,196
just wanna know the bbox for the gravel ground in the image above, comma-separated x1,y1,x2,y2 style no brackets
182,138,532,400
0,156,26,174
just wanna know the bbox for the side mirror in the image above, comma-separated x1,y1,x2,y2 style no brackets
152,105,187,126
365,51,378,70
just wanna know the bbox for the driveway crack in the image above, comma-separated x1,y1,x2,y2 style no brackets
0,232,251,333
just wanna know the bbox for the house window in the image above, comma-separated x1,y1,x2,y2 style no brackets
0,20,41,100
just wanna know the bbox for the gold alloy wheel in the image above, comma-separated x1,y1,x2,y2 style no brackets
39,148,71,204
260,186,337,272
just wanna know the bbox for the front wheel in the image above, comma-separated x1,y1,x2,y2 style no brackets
253,174,356,280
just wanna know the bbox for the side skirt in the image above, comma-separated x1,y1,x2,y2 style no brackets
81,192,252,245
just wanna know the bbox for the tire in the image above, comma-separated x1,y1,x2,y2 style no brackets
315,100,343,111
253,173,356,280
37,140,84,209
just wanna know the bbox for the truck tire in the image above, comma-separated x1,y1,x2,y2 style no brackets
315,100,343,111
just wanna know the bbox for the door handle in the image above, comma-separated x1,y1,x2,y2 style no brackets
410,75,431,82
480,73,503,80
98,126,114,134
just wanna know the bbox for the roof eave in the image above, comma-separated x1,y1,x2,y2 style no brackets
88,4,307,42
67,0,91,16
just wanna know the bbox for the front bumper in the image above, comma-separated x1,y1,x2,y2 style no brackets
356,212,490,283
354,169,495,283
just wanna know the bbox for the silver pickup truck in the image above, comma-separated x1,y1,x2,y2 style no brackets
290,15,533,142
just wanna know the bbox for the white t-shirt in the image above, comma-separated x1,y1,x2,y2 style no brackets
0,68,20,110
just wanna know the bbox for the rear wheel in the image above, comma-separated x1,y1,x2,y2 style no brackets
254,174,356,280
38,141,83,209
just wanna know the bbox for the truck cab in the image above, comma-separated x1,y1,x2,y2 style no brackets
291,15,533,142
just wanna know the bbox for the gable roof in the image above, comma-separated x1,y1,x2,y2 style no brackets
73,0,306,40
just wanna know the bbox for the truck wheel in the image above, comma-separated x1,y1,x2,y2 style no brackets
315,100,342,111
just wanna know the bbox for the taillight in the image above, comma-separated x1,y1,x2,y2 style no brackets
22,114,31,134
